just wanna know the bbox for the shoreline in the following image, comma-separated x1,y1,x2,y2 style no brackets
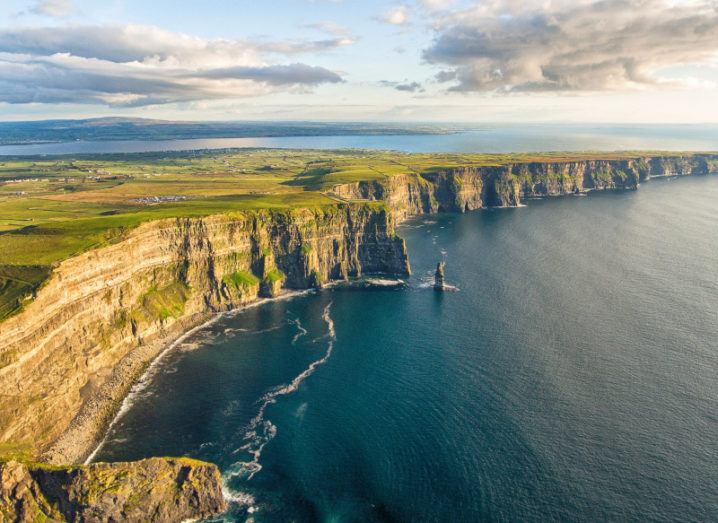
45,289,316,465
30,169,717,465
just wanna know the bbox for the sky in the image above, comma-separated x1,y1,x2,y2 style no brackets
1,0,718,122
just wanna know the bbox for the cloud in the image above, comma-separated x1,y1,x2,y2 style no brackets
424,0,718,92
380,80,425,92
302,20,352,37
200,64,343,85
376,5,410,25
0,25,345,106
395,81,424,92
30,0,75,18
260,37,356,54
420,0,455,12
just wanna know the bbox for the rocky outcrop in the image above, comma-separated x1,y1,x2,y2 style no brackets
0,204,409,464
330,155,718,214
434,262,445,291
0,457,225,522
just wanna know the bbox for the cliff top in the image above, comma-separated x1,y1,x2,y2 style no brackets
1,149,716,320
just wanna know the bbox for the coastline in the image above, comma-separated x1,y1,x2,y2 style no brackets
6,155,714,467
46,289,317,465
60,193,577,465
43,310,217,464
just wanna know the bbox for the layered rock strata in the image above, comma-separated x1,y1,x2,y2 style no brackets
0,153,715,469
0,204,409,464
330,155,717,216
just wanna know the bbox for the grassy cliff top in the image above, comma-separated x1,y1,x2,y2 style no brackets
0,148,712,320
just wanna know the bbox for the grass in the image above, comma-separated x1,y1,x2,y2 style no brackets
0,148,713,321
0,265,51,321
0,442,35,462
223,271,259,290
264,268,285,284
131,282,190,324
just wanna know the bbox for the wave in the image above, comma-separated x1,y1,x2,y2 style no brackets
84,289,316,465
222,327,249,335
83,312,226,464
290,317,308,345
227,302,336,483
221,483,256,510
364,278,406,287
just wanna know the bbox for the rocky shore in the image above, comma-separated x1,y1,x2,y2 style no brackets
0,457,225,522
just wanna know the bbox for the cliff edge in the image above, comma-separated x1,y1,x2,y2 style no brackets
0,204,409,464
0,457,225,522
0,152,715,521
330,155,717,216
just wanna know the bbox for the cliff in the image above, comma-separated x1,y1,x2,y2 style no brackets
0,152,715,519
0,457,225,522
330,155,718,215
0,204,409,464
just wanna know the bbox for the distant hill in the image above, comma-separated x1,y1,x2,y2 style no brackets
0,118,454,145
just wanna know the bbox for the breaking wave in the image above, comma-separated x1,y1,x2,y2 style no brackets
290,317,308,345
85,289,315,465
364,278,406,287
226,303,336,483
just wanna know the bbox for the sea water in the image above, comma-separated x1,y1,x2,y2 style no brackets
2,124,718,155
94,175,718,522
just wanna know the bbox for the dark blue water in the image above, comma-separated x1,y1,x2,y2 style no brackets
94,175,718,522
2,124,718,155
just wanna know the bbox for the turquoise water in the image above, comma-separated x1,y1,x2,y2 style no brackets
94,175,718,522
2,124,718,155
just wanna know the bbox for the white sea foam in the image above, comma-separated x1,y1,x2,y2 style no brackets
222,399,242,417
223,327,249,335
85,289,315,465
247,325,283,335
295,402,308,420
227,303,336,481
365,278,405,287
222,483,256,508
290,317,308,345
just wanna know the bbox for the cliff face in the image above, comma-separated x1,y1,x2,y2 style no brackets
331,169,485,219
0,154,714,467
331,155,717,214
0,204,409,463
0,457,225,522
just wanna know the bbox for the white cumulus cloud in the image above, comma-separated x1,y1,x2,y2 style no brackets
424,0,718,92
0,24,345,106
377,5,411,25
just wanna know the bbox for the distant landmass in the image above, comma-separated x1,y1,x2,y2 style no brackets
0,117,456,145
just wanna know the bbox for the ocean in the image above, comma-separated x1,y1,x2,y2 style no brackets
2,123,718,155
93,174,718,521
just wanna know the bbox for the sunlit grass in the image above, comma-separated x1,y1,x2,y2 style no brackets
0,148,710,320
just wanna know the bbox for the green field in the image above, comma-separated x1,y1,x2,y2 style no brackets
0,148,705,320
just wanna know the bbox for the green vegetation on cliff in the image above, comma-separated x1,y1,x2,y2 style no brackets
223,270,260,291
131,282,191,324
264,268,285,284
0,148,715,320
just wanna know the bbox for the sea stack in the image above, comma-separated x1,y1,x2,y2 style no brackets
434,262,445,291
